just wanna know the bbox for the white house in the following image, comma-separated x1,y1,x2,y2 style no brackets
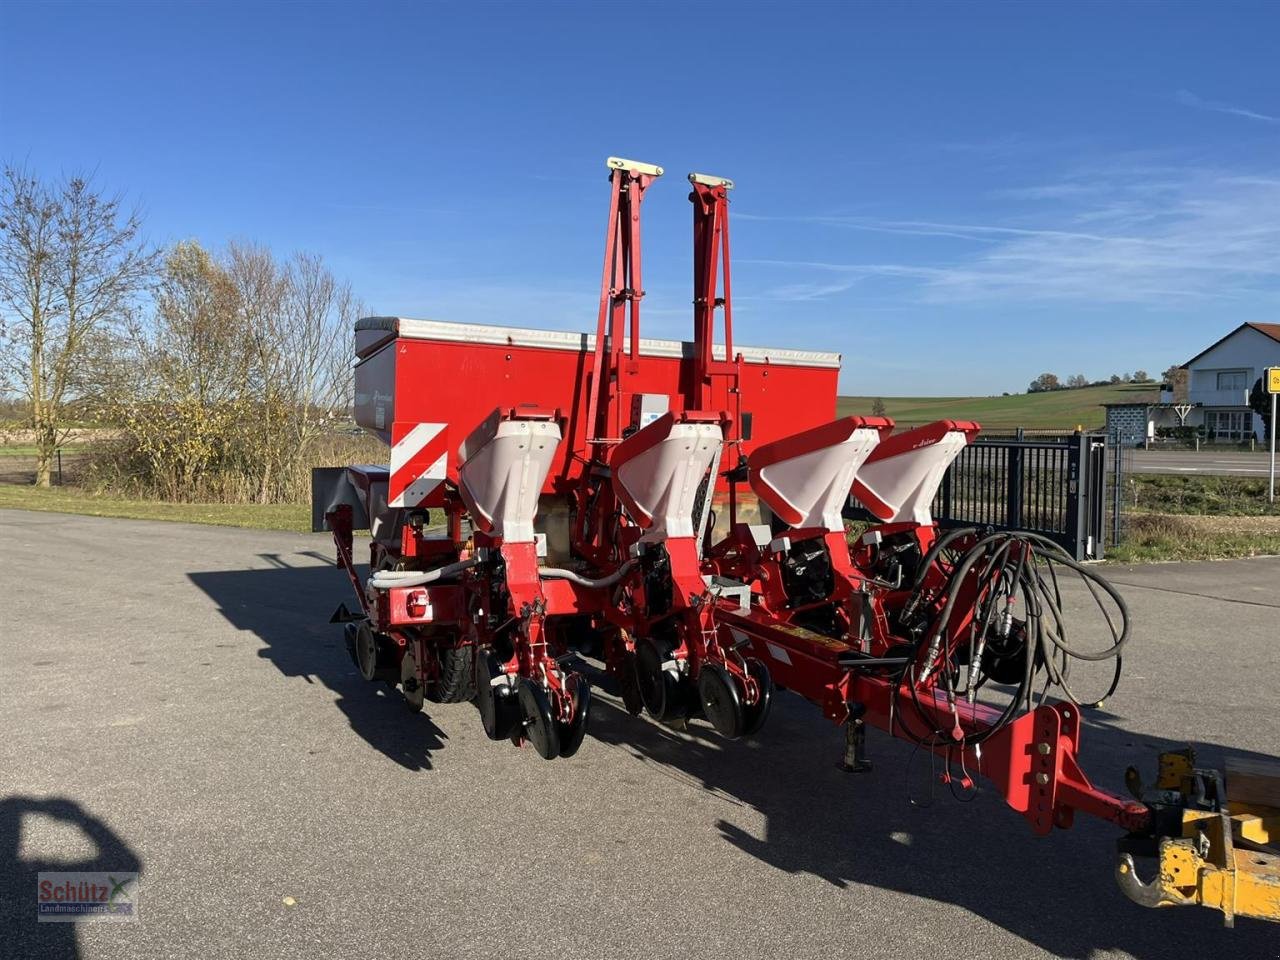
1182,322,1280,442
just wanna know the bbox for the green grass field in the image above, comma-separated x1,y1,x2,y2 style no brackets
0,485,313,532
838,382,1156,431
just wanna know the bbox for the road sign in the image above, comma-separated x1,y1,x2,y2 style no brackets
1269,370,1278,503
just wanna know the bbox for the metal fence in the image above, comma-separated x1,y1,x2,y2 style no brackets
933,431,1110,560
1105,433,1134,548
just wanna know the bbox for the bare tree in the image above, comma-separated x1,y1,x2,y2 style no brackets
280,251,356,440
226,244,357,502
106,240,358,503
109,241,254,498
1066,374,1089,389
0,167,154,485
225,242,289,501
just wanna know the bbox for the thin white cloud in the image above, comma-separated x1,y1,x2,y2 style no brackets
1176,89,1279,125
739,169,1280,307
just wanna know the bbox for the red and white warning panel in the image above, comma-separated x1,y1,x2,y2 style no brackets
388,421,449,508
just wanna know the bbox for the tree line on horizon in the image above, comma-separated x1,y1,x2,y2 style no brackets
1025,370,1163,394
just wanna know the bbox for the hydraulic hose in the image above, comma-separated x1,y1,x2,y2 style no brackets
539,560,637,590
368,557,638,592
891,529,1130,749
367,557,479,589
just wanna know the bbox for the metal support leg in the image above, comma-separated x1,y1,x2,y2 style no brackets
841,703,872,773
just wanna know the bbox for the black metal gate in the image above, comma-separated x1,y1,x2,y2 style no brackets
932,431,1109,560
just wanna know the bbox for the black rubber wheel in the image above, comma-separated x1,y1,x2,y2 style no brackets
401,646,425,713
619,650,645,717
476,650,520,741
698,662,745,740
741,657,773,737
429,642,476,704
517,678,560,760
635,637,685,722
557,678,592,759
355,623,379,682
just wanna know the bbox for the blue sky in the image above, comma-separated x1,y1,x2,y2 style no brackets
2,1,1277,395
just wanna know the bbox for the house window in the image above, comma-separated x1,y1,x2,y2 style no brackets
1216,370,1248,391
1207,409,1251,441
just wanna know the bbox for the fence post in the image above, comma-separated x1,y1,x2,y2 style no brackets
1085,435,1106,560
1064,434,1085,560
1111,432,1123,548
57,448,62,486
1006,442,1024,530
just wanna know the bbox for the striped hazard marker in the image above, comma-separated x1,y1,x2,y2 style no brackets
389,422,449,508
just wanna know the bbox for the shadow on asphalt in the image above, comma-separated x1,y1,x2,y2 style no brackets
0,796,143,960
582,667,1279,960
188,555,447,771
190,556,1276,956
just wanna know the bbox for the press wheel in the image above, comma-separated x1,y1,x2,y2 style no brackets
557,678,592,759
618,650,645,716
635,636,685,722
354,622,379,682
741,657,773,737
698,662,744,740
401,645,425,712
516,677,561,760
476,650,519,741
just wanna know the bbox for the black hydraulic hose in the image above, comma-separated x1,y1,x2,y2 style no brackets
913,526,978,591
893,529,1131,747
897,526,979,625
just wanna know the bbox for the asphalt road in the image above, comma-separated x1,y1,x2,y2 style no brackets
1129,447,1277,477
2,509,1278,960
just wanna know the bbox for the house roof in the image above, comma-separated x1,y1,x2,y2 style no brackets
1101,400,1200,409
1182,322,1280,368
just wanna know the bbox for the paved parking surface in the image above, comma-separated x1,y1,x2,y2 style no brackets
2,509,1278,960
1130,448,1276,476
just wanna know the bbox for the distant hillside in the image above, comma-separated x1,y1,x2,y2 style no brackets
838,383,1158,431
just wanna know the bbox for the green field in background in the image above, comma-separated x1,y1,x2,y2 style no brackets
838,382,1155,430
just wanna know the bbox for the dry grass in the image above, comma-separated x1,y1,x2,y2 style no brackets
1108,513,1280,563
1124,474,1280,518
80,429,386,505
